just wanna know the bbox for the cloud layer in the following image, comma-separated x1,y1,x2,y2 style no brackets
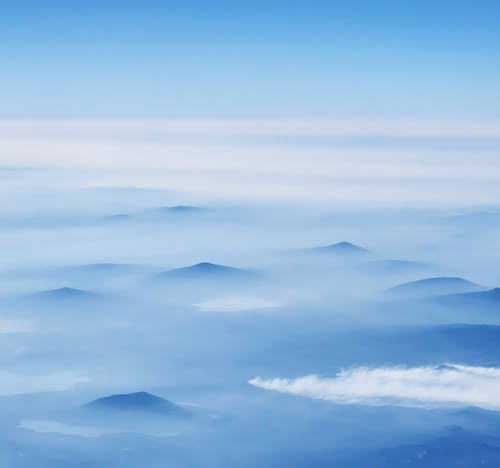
249,364,500,410
1,119,500,208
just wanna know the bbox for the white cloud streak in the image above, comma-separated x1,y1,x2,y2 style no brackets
249,364,500,410
1,118,499,207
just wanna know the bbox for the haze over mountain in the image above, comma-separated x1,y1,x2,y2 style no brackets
29,287,102,301
438,288,500,310
1,0,500,464
388,277,482,297
154,205,206,214
103,205,208,224
2,200,500,467
300,242,372,262
84,392,188,416
443,211,500,228
154,262,256,281
359,427,500,467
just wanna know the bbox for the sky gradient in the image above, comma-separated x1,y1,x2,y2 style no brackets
1,0,499,118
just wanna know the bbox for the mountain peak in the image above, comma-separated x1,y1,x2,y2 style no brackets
191,262,230,270
389,276,481,296
84,391,185,415
169,205,201,211
444,287,500,305
309,241,369,255
33,287,99,300
156,205,204,214
330,241,361,248
155,262,250,281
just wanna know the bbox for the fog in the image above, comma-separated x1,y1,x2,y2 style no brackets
1,120,500,466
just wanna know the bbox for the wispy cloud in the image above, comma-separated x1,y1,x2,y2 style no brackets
1,119,499,207
249,364,500,410
1,119,500,139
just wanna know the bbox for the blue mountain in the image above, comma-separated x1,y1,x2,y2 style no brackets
439,287,500,308
388,277,482,297
444,211,500,227
84,391,187,416
150,205,209,218
154,262,254,281
364,427,500,467
103,205,206,223
31,287,101,301
307,241,370,256
156,205,205,213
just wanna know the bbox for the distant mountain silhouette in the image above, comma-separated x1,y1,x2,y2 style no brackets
103,205,206,223
155,205,205,214
362,427,500,467
439,287,500,308
84,392,187,416
154,262,255,282
388,277,482,297
30,287,101,301
454,405,500,423
307,241,370,256
456,287,500,302
443,211,500,227
422,324,500,362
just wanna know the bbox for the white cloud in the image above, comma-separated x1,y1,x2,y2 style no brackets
195,296,281,312
249,364,500,410
1,118,500,208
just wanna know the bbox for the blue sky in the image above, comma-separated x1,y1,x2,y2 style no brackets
1,0,499,118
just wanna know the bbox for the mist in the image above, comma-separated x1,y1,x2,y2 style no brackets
0,118,499,467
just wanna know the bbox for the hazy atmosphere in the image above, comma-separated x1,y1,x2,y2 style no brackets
1,1,500,467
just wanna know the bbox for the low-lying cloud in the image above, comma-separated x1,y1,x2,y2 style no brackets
249,364,500,410
2,119,500,208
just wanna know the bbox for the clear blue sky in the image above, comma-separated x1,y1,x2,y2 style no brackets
1,0,499,118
